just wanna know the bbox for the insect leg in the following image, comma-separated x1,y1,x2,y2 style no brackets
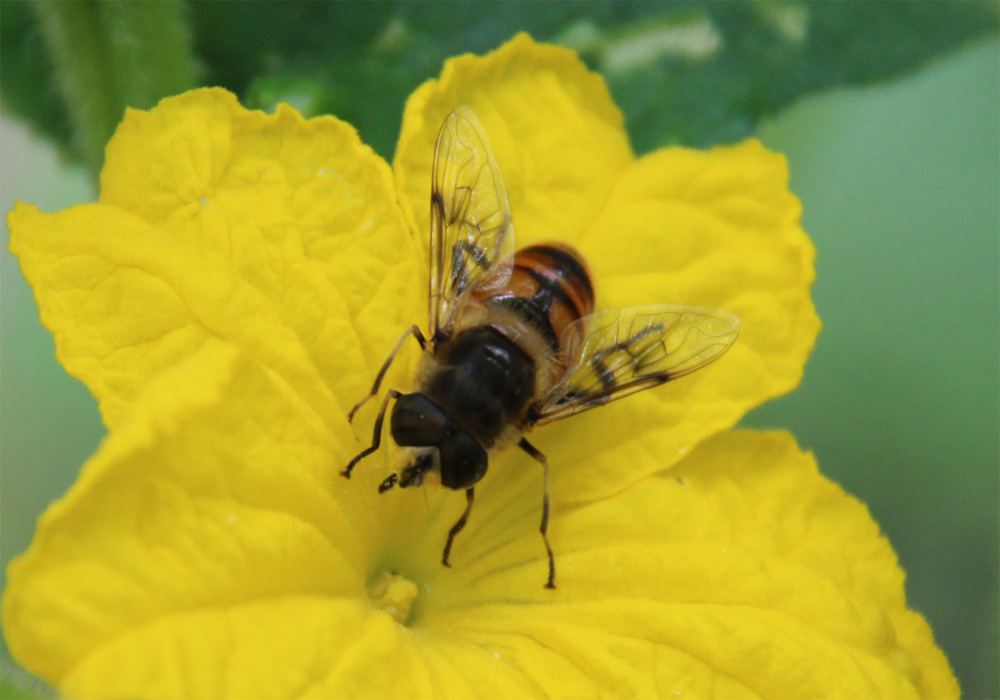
442,487,475,567
517,437,557,589
347,325,426,423
341,389,401,479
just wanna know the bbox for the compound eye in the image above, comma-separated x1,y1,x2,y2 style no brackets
390,394,448,447
439,431,488,489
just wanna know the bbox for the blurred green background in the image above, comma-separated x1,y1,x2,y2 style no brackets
747,39,999,697
1,2,997,697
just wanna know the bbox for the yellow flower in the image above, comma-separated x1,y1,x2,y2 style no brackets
4,34,956,699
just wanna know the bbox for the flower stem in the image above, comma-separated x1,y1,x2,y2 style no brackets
32,0,198,180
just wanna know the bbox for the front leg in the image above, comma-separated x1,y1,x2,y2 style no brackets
341,389,401,479
348,325,426,422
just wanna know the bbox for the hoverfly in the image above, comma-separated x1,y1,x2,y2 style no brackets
341,107,740,588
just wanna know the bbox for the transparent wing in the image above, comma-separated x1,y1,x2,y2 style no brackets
429,107,514,337
532,305,740,426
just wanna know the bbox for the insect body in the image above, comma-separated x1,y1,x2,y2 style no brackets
341,107,740,589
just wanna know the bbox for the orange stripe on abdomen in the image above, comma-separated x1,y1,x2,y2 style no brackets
486,243,595,361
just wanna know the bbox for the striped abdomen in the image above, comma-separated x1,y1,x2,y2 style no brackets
479,243,595,363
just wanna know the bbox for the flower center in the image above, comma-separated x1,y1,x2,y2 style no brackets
367,570,419,625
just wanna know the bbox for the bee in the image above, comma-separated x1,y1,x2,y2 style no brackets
341,107,740,588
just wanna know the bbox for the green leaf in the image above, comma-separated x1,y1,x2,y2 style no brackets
0,2,74,157
593,1,1000,151
3,1,997,165
192,0,1000,157
2,0,198,179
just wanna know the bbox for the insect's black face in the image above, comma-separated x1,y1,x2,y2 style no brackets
390,392,488,490
438,430,488,489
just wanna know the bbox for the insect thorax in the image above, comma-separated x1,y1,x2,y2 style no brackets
420,325,536,448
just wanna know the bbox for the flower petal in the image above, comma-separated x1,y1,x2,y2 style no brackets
394,33,633,260
58,599,399,699
1,339,387,697
532,140,819,502
7,200,332,429
410,431,957,699
9,88,418,427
